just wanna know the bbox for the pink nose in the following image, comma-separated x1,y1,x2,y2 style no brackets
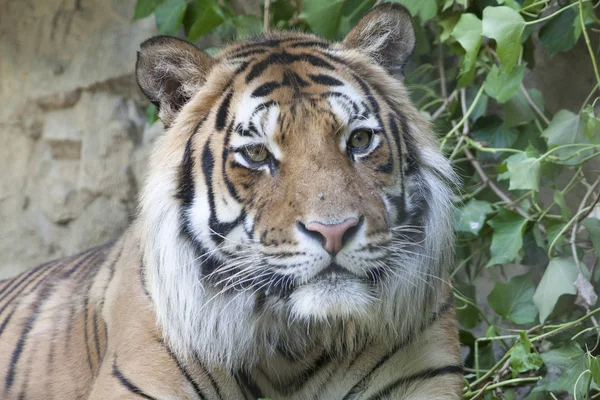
305,218,359,255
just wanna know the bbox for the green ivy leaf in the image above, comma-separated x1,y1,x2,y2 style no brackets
155,0,187,35
509,341,544,378
591,354,600,386
455,282,479,329
451,13,482,87
488,273,538,324
582,104,600,140
472,116,518,160
582,218,600,257
533,257,578,323
301,0,345,39
482,6,525,72
338,0,376,37
539,7,578,57
552,189,572,220
487,210,528,267
439,14,461,43
484,64,526,104
386,0,438,23
466,85,489,121
455,199,494,235
231,15,263,39
187,1,226,42
536,342,589,397
134,0,164,20
145,103,158,125
506,156,541,191
542,110,594,165
504,88,544,128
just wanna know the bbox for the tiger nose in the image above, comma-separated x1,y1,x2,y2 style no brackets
304,218,359,255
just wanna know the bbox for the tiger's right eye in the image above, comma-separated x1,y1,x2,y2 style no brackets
243,146,270,163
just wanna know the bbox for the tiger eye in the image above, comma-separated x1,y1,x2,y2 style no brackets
244,145,270,163
348,130,372,150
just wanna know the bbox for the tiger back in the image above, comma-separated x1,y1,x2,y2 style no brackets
0,4,463,399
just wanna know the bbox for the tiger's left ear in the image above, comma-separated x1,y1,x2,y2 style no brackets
343,4,416,78
136,36,215,126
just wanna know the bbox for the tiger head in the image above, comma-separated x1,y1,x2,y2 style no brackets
136,4,455,368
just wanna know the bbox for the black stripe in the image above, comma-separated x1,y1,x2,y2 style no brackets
193,351,225,400
112,360,158,400
245,51,334,83
0,258,68,321
343,295,456,399
216,91,233,131
4,283,54,393
177,120,204,207
228,48,268,59
0,308,16,337
309,73,344,86
81,249,110,374
236,370,264,399
222,121,242,203
162,343,207,400
251,81,280,97
92,310,102,364
0,260,53,303
62,244,111,278
367,365,464,400
288,40,328,48
201,139,242,248
281,70,309,90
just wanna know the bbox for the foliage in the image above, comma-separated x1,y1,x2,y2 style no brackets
135,0,600,397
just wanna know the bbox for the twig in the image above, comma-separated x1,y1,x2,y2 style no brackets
571,176,600,316
263,0,271,33
431,90,457,120
520,83,550,125
463,147,535,223
579,0,600,94
439,45,448,99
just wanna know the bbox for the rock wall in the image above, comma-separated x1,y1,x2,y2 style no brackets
0,0,160,278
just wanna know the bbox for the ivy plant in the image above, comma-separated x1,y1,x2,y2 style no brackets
135,0,600,397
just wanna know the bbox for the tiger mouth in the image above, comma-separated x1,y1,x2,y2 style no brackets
312,263,354,280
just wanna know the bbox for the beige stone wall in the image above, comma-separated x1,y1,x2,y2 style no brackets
0,0,160,278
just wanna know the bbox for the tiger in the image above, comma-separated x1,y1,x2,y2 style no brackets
0,4,462,399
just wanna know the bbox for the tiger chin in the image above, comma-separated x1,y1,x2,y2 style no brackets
0,4,463,400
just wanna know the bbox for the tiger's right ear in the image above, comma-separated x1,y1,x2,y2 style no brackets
136,36,215,126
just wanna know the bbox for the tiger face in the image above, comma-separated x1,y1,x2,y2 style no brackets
137,4,455,366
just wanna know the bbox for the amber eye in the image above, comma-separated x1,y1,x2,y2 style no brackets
348,130,372,150
243,145,270,163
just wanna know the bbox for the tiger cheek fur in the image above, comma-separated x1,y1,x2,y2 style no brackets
0,4,463,400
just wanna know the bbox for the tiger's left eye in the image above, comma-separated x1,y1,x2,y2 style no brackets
348,130,372,150
243,145,270,163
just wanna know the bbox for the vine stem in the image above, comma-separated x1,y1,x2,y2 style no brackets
524,0,589,25
571,176,600,277
463,377,542,399
520,83,549,125
579,0,600,93
440,85,485,149
263,0,271,33
463,147,534,222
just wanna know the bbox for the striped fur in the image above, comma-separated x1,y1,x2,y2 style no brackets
0,4,462,399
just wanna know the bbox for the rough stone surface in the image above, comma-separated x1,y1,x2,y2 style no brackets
0,0,159,279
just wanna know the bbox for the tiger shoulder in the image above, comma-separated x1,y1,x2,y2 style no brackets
0,4,462,399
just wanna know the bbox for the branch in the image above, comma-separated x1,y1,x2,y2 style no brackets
571,176,600,313
520,83,550,125
263,0,271,33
